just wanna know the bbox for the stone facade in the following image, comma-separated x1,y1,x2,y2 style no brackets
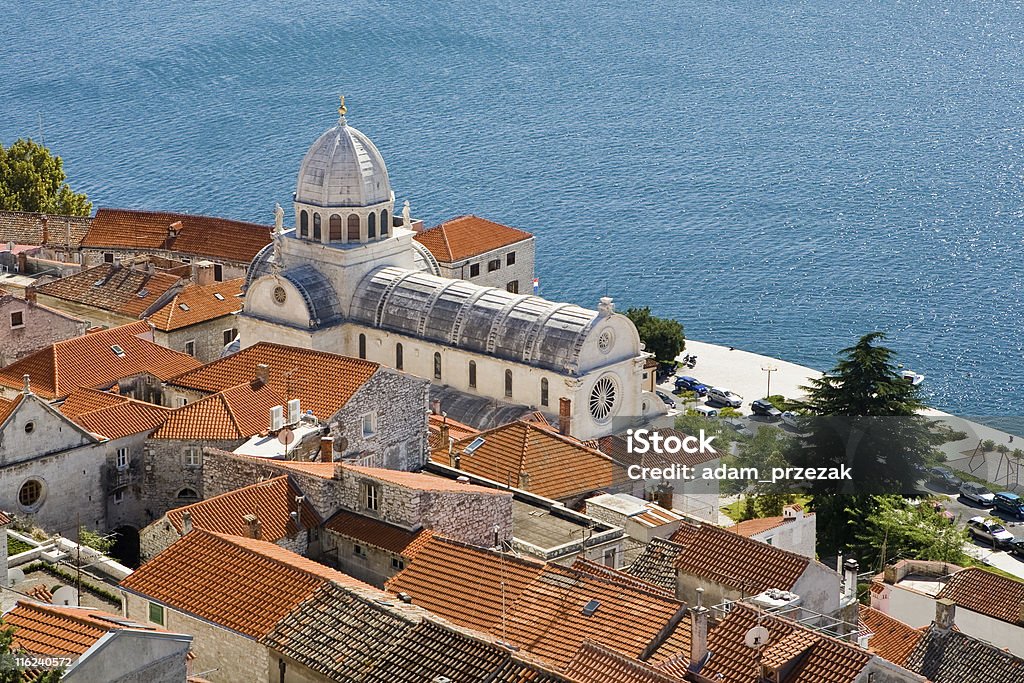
82,249,248,281
63,630,192,683
437,237,536,294
154,317,238,364
140,439,237,523
123,591,268,683
0,291,88,367
320,532,408,588
33,290,137,330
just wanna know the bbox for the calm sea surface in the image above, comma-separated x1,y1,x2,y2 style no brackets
3,1,1024,416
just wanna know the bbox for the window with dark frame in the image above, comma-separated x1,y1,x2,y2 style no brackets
468,360,477,388
488,259,500,272
10,311,24,327
469,263,480,278
507,251,516,266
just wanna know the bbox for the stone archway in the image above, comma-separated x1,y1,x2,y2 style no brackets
109,526,141,568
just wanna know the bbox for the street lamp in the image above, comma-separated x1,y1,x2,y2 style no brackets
761,365,778,399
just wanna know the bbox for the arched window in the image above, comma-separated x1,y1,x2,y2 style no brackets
433,352,442,380
541,378,549,407
358,334,366,359
368,212,376,239
468,361,477,388
505,369,513,398
177,488,199,500
329,214,342,240
348,214,360,241
395,343,403,370
299,210,309,238
381,209,389,236
313,213,322,240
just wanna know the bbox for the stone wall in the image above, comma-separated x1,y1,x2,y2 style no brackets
0,293,88,367
437,237,536,294
141,438,241,520
123,591,269,683
33,292,135,331
155,317,238,364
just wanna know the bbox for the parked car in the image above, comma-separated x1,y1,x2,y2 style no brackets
675,376,708,396
959,481,996,507
994,492,1024,520
780,411,801,429
707,387,743,408
694,405,719,418
750,399,782,421
724,418,753,437
928,467,963,491
656,390,676,409
1010,538,1024,560
966,516,1016,548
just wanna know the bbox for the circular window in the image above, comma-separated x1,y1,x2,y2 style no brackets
24,421,35,434
598,329,614,354
273,286,287,304
19,479,43,509
589,375,618,422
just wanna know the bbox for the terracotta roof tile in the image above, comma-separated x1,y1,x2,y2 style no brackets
120,530,368,639
0,321,201,399
166,342,379,418
413,215,532,262
0,395,21,427
342,463,509,495
36,263,184,318
729,515,790,537
433,421,619,500
67,394,171,439
906,625,1024,682
151,381,286,440
935,567,1024,626
324,509,430,556
427,413,479,450
0,510,12,526
164,476,320,542
570,558,676,600
858,605,922,667
146,278,244,331
58,386,131,418
1,601,163,657
564,641,684,683
386,536,547,633
84,209,272,263
0,211,91,248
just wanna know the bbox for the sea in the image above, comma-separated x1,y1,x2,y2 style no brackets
3,0,1023,418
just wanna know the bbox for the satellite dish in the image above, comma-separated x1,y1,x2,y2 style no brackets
334,436,348,452
6,568,25,587
52,586,79,607
744,626,770,649
277,428,295,446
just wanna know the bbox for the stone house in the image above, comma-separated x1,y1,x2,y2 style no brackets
145,274,244,362
585,492,686,544
727,503,817,558
0,210,92,264
0,287,88,367
80,208,272,281
412,215,536,293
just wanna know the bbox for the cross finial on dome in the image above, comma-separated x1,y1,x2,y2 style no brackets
337,95,348,123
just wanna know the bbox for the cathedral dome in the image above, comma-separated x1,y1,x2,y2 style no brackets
295,102,391,208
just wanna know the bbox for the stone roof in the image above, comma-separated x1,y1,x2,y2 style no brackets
163,476,320,542
83,208,272,263
350,266,602,374
59,388,171,439
0,321,201,399
413,215,533,262
120,530,369,639
624,537,681,592
564,641,684,683
146,278,243,331
432,420,620,500
2,601,163,657
294,115,391,208
935,567,1024,626
323,509,432,557
35,262,184,318
906,625,1024,682
0,210,91,249
858,605,922,668
164,342,379,418
150,381,286,440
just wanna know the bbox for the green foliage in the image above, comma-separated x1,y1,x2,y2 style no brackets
0,626,64,682
0,138,90,216
851,496,968,569
6,536,32,556
78,526,113,554
21,562,121,607
763,395,791,411
982,439,996,452
624,307,685,364
755,492,796,518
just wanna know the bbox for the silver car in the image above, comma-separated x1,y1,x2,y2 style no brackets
959,482,995,507
708,387,743,408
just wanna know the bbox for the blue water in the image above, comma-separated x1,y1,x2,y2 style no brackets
3,1,1024,415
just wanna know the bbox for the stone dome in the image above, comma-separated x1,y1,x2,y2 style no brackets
295,112,391,208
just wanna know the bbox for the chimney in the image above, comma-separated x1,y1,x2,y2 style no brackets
195,260,214,286
783,504,802,520
243,513,262,540
883,563,897,585
40,215,49,245
935,598,955,631
22,374,31,395
24,286,36,304
254,363,270,388
431,399,441,415
518,471,530,490
844,558,859,601
689,589,709,668
655,483,674,510
558,397,572,436
168,220,183,238
440,422,450,451
320,437,334,462
181,510,193,535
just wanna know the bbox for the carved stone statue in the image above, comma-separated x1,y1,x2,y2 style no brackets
402,200,411,229
273,203,284,234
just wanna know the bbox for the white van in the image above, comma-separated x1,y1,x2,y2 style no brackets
694,405,719,418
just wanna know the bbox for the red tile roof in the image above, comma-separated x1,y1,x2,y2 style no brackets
1,601,163,657
164,476,319,542
413,215,532,262
432,421,619,500
858,605,922,667
564,641,684,683
342,463,509,496
166,342,379,418
58,386,131,418
936,567,1024,626
146,278,244,331
0,321,201,399
151,381,285,440
0,394,21,426
729,515,790,537
324,509,431,557
35,262,184,318
120,530,369,639
84,209,272,263
427,413,479,450
62,389,171,439
0,510,12,526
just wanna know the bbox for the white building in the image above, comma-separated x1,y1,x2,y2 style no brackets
239,101,663,440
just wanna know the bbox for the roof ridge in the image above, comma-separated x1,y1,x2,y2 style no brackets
167,476,290,529
217,392,245,439
15,600,119,633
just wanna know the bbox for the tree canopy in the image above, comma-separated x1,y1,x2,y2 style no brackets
624,307,685,363
0,138,90,216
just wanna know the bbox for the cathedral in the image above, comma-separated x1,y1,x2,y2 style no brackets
239,100,664,440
